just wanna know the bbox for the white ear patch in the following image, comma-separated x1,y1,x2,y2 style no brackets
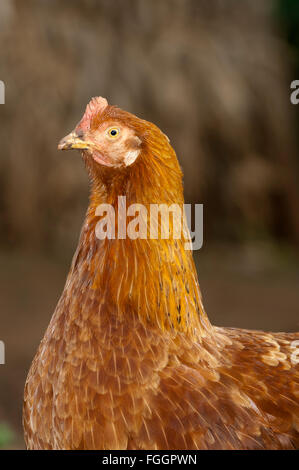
124,149,141,166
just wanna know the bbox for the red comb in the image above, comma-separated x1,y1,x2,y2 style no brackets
77,96,108,131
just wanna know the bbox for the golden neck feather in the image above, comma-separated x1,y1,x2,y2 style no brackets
67,150,212,339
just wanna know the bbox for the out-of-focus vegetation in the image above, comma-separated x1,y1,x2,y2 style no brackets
277,0,299,76
0,422,14,448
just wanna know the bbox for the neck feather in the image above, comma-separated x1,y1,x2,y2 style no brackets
68,153,212,338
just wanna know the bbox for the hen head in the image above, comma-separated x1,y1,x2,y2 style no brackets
58,96,173,171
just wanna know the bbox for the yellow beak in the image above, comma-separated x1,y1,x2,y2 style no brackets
58,132,93,151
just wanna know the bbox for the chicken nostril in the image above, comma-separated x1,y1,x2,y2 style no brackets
76,129,84,139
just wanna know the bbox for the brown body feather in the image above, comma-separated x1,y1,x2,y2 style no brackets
23,99,299,449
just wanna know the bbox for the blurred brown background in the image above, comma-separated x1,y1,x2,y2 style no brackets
0,0,299,449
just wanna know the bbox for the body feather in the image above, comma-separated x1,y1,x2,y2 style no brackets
23,98,299,449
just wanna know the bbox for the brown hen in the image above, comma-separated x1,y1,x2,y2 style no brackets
23,97,299,450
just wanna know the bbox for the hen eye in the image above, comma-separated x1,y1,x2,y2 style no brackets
107,127,120,138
